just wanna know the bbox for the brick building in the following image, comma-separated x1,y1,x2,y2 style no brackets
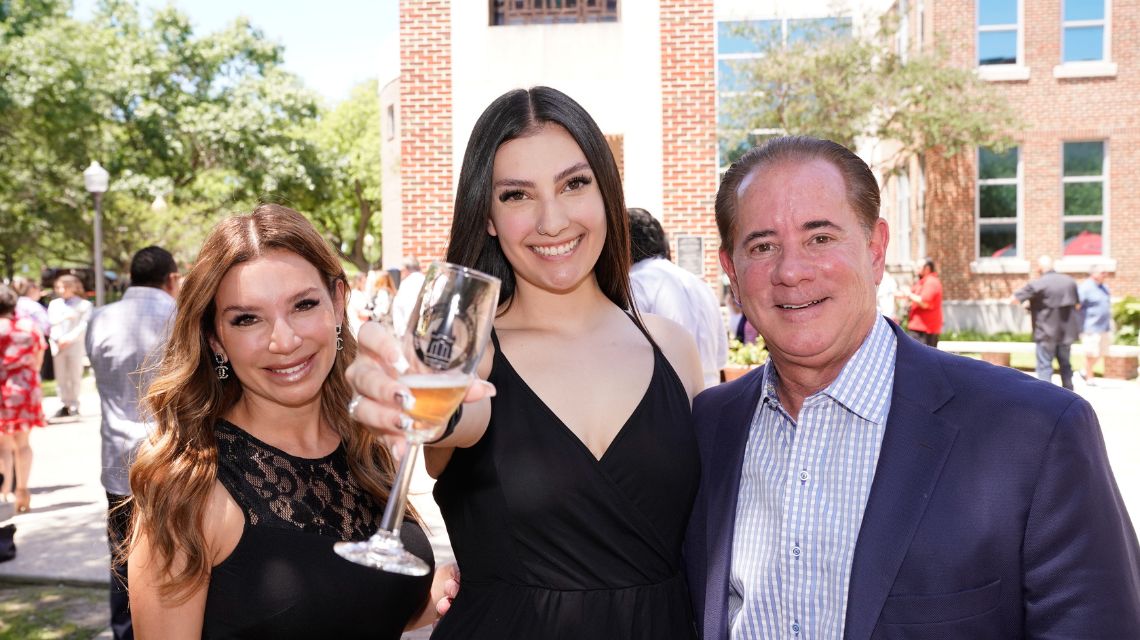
917,0,1139,331
383,0,1137,331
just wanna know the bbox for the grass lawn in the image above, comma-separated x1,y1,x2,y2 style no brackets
0,580,105,639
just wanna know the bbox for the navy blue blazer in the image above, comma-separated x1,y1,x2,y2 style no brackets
685,322,1140,639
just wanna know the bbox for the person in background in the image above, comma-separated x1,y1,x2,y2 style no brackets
86,246,180,640
347,86,704,639
11,277,50,339
1077,265,1112,385
876,269,898,323
346,272,371,336
1010,255,1081,390
629,207,728,389
897,258,942,346
0,284,47,514
366,269,397,326
389,257,424,335
725,289,759,345
124,204,448,637
687,136,1140,638
47,274,93,418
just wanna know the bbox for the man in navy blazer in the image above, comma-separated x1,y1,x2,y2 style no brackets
685,136,1140,639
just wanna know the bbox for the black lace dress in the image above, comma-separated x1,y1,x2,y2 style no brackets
204,420,433,639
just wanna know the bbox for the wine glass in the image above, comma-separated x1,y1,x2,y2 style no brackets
335,261,500,575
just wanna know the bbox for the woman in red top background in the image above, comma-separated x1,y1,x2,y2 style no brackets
898,258,943,347
0,284,47,513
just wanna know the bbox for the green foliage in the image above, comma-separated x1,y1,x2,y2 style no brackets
727,338,768,366
0,1,368,278
1113,296,1140,346
307,79,384,271
940,330,1033,342
720,12,1019,176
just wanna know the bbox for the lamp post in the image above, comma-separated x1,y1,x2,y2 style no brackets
83,161,110,306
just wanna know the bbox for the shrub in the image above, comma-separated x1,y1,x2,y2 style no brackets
1114,296,1140,346
727,338,767,366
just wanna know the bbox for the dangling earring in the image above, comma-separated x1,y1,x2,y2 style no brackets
336,325,344,351
214,353,230,380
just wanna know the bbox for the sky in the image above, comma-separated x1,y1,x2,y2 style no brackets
73,0,400,104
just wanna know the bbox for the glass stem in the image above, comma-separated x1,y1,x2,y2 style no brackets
380,439,422,534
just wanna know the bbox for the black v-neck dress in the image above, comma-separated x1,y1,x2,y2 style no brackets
431,328,700,639
203,420,433,638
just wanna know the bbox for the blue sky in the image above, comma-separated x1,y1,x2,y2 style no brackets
73,0,399,104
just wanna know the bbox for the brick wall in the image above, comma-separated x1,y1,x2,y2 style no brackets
928,0,1140,301
659,0,720,286
399,0,454,265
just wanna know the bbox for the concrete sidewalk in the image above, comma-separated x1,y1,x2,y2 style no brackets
2,370,1138,635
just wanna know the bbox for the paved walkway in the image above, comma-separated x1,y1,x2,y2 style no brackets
1,371,1137,637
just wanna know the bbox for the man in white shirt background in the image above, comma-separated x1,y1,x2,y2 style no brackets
86,246,180,639
628,207,728,389
390,256,424,336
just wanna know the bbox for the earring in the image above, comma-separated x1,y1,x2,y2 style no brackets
214,353,230,380
336,325,344,351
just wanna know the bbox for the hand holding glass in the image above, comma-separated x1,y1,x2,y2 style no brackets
335,261,500,575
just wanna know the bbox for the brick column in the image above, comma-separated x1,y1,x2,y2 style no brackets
659,0,719,285
399,0,453,264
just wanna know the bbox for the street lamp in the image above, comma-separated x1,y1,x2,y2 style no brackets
83,161,110,306
363,233,380,269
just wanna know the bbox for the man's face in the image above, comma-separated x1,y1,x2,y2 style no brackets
719,158,888,376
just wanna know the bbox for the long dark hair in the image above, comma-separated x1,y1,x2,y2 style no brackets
445,86,634,313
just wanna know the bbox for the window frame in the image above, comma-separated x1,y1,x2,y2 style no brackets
1054,0,1117,78
489,0,619,26
1060,140,1109,259
1061,0,1108,62
976,0,1029,81
975,145,1022,262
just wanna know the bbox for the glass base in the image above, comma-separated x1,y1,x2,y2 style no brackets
334,530,430,576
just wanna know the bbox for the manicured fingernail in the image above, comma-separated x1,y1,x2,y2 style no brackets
399,415,414,431
395,390,415,411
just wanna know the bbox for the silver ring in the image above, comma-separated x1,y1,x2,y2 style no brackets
348,394,363,420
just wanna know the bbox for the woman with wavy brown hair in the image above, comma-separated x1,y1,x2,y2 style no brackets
125,204,445,638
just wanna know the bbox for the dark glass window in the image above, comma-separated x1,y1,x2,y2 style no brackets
491,0,619,25
1062,141,1106,256
977,146,1019,258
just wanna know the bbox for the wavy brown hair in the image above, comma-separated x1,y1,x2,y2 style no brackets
125,203,403,602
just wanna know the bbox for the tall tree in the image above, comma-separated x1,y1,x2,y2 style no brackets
0,0,330,279
719,13,1019,180
308,79,383,272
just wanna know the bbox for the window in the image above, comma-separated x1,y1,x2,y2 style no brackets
1062,0,1106,62
490,0,618,26
977,0,1018,65
977,146,1019,258
1062,141,1106,256
385,105,396,141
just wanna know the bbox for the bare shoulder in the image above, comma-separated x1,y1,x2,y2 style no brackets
641,312,703,401
202,480,245,566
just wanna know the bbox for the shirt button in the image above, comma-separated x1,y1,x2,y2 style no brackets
798,470,810,483
791,545,801,558
792,622,801,635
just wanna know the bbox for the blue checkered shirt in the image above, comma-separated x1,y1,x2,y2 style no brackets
729,315,897,639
